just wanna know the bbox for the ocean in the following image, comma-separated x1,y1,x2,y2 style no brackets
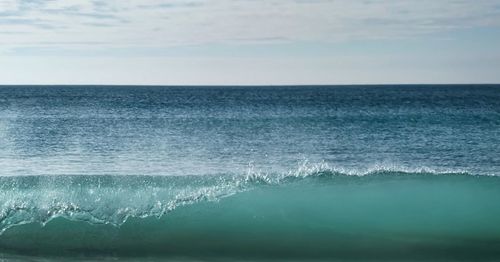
0,85,499,261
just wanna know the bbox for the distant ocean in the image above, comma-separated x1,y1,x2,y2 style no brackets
0,85,499,261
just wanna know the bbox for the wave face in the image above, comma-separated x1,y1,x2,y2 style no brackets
2,171,500,260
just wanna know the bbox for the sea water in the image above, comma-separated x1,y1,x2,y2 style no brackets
0,85,499,260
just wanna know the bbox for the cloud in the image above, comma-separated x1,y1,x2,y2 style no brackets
1,0,500,54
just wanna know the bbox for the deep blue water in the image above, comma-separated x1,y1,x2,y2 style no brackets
0,85,499,260
0,85,499,176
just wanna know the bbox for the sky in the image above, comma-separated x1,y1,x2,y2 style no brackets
1,0,500,85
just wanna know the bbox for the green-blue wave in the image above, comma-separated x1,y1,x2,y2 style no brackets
1,170,500,260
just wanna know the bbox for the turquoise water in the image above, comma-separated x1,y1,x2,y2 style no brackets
0,85,499,260
1,171,500,260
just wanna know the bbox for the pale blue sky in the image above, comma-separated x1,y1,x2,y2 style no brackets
1,0,500,85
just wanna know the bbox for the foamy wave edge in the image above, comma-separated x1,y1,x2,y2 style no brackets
0,163,494,234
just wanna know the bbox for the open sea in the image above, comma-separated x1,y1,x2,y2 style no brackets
0,85,499,261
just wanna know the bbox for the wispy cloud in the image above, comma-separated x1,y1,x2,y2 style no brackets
1,0,500,54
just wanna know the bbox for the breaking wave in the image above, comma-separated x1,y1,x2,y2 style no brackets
1,164,500,260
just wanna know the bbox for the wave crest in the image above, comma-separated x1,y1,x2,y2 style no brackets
0,164,489,234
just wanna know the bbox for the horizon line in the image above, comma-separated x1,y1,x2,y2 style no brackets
1,83,499,87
